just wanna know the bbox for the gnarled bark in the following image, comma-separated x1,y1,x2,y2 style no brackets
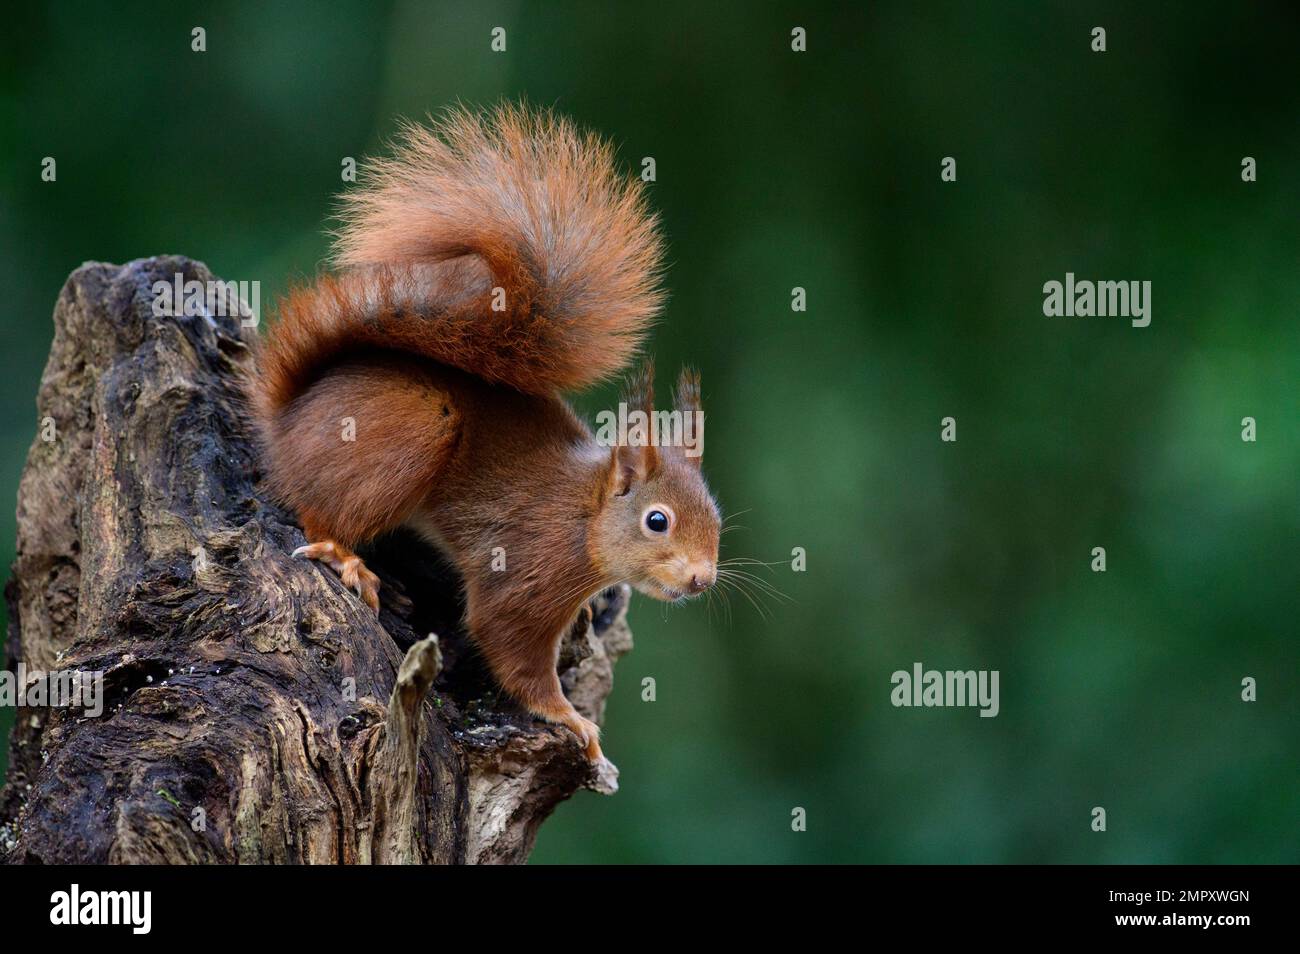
0,256,632,865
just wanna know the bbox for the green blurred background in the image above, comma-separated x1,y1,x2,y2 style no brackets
1,1,1296,863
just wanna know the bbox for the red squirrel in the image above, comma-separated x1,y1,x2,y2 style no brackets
249,104,720,764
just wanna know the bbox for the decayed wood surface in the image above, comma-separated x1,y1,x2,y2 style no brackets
0,256,631,864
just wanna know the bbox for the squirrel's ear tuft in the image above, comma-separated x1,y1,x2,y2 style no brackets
623,358,655,418
674,367,704,468
673,367,701,416
607,359,659,495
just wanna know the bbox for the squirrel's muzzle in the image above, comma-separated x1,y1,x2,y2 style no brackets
686,562,716,594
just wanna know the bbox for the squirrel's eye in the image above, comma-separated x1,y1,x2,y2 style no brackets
644,510,670,534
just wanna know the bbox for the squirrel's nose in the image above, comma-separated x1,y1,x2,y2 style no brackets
687,564,716,593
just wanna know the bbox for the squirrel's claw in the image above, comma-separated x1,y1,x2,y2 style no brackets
293,540,381,612
341,558,381,612
559,712,606,763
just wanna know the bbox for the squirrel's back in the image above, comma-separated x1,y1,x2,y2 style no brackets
251,103,665,426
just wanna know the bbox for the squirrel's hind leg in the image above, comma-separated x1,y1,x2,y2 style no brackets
293,535,381,612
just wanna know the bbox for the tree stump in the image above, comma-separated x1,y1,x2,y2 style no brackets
0,256,631,864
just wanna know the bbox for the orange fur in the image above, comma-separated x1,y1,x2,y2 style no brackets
253,103,663,420
248,104,717,765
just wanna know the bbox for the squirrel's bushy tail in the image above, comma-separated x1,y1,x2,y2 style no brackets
255,103,664,416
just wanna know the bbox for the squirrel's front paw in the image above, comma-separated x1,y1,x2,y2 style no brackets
293,539,381,612
564,716,619,792
555,711,604,762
